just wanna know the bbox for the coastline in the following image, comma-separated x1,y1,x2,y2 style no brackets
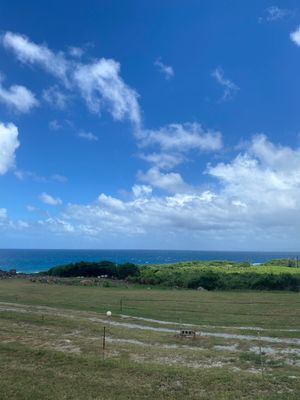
0,249,299,273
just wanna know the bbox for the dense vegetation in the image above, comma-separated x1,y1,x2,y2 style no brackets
43,259,300,291
45,260,139,280
262,258,300,268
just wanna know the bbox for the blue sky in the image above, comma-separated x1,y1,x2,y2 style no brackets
1,0,300,250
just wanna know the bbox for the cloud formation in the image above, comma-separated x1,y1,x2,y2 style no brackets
1,31,222,175
0,75,38,113
43,85,68,109
78,131,98,141
18,134,297,248
2,32,141,127
0,122,20,175
3,31,298,248
259,6,291,23
3,134,300,249
140,123,222,153
211,67,239,101
68,46,84,58
290,27,300,46
73,59,141,126
154,58,174,80
137,167,187,193
2,31,69,82
39,192,62,206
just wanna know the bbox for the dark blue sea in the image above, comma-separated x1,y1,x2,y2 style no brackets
0,249,300,273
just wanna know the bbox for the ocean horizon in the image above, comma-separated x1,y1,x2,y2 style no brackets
0,249,300,273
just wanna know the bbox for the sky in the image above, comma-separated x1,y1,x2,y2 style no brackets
1,1,300,250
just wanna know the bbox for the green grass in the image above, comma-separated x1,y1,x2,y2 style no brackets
144,260,300,275
1,278,300,328
1,279,300,399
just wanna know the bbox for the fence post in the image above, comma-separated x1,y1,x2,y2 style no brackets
102,326,106,359
257,331,264,379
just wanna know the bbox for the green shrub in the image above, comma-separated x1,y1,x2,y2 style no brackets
45,258,300,291
117,263,140,279
47,260,117,277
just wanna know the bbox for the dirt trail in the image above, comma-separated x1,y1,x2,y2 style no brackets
2,301,300,371
1,302,300,346
121,314,300,333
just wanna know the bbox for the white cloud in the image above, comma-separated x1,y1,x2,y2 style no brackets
138,124,222,174
140,123,222,153
38,217,75,233
259,6,291,23
61,190,234,241
211,67,239,101
132,184,152,198
49,120,62,130
2,31,69,83
38,135,300,247
154,58,174,80
51,174,67,183
137,167,187,193
207,134,300,214
290,27,300,46
138,152,184,169
0,208,8,219
0,214,29,231
0,75,38,113
3,134,300,249
43,85,68,109
73,59,141,127
2,31,223,178
68,46,84,58
15,170,67,183
266,6,290,21
0,122,19,175
98,193,126,211
39,192,62,206
15,170,47,182
78,131,98,141
2,32,141,127
26,205,37,212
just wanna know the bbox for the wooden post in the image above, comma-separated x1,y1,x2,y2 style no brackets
257,331,264,379
102,326,106,358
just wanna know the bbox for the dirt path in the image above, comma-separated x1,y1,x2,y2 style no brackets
1,301,300,346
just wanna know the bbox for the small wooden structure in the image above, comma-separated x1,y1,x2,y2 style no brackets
179,329,196,338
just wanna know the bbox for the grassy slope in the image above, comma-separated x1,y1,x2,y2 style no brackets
1,279,300,399
143,261,300,275
1,279,300,328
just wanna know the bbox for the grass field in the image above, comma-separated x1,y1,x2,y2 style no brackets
1,278,300,399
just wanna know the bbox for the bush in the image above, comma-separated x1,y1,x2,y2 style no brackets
47,260,117,277
117,263,140,279
46,260,140,280
184,271,221,290
262,258,299,268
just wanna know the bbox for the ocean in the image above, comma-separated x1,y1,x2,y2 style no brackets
0,249,299,273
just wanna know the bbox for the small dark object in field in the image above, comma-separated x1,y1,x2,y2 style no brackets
179,330,196,338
